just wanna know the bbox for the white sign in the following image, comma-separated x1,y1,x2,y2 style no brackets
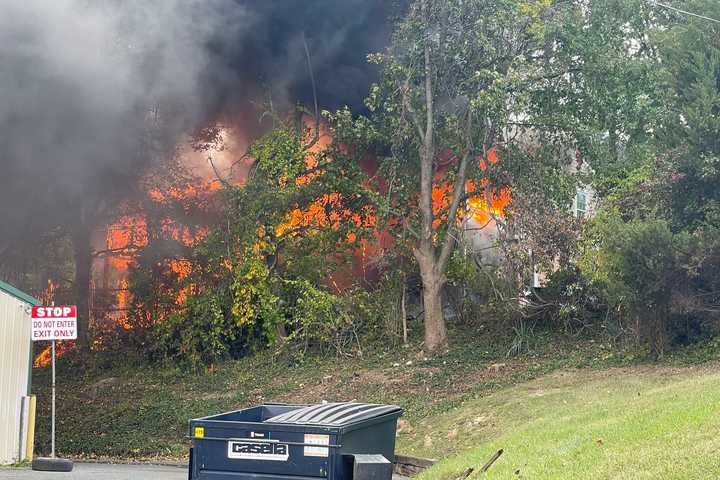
31,306,78,341
227,440,289,461
303,434,329,457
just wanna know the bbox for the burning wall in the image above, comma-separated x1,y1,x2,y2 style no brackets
86,113,512,344
91,124,249,330
8,1,398,366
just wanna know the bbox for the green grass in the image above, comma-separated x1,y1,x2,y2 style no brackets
414,365,720,479
30,329,622,460
29,330,720,475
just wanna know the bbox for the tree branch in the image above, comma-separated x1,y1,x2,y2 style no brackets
208,153,234,188
302,32,321,151
401,78,426,142
438,111,473,272
418,0,436,256
92,244,140,258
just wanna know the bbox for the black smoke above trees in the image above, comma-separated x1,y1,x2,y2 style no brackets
0,0,398,282
203,0,399,118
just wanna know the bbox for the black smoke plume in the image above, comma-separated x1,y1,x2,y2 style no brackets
0,0,397,282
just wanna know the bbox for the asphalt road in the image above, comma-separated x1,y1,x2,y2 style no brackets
0,464,409,479
0,463,187,480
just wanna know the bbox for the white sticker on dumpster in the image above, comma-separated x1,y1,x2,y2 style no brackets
227,440,289,461
304,434,329,457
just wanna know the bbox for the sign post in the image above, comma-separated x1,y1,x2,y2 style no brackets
30,305,77,472
51,337,55,457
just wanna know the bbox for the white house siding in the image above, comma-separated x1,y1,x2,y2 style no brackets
463,215,504,265
0,286,34,464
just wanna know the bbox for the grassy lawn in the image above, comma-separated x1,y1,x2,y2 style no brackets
31,331,629,460
30,330,720,479
414,365,720,479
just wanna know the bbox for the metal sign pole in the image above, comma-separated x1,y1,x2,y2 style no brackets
30,305,73,472
51,339,56,458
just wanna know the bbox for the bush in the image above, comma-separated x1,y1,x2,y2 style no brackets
581,212,683,357
530,267,606,333
287,281,363,355
143,249,378,367
150,287,244,367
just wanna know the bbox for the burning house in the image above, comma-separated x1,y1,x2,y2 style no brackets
0,0,397,347
1,0,588,359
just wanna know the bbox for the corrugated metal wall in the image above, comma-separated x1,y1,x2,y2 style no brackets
0,290,32,464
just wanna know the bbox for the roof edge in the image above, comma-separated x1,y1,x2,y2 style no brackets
0,280,40,306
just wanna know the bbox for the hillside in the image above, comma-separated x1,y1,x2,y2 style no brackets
416,365,720,479
30,334,720,478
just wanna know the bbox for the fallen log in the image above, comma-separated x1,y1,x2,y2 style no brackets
480,449,504,473
393,454,437,476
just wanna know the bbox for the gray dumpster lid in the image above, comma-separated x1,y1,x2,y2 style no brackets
266,402,402,427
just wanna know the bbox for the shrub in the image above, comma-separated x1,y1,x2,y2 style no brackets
581,211,682,357
150,288,240,367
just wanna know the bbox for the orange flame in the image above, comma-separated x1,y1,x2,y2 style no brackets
99,141,225,333
33,342,75,368
431,148,511,227
33,279,70,368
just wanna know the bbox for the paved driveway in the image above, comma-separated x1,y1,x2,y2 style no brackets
0,463,187,479
1,463,409,479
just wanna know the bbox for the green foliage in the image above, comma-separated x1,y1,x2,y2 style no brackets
249,126,309,182
651,1,720,231
582,213,677,308
231,254,282,344
444,251,513,329
152,290,233,367
542,268,604,332
279,279,359,357
581,212,685,356
579,0,720,230
341,0,574,240
507,320,535,357
533,0,665,181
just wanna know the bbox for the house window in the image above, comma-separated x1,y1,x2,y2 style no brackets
576,191,587,219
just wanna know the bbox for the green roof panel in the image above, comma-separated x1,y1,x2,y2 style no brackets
0,280,40,306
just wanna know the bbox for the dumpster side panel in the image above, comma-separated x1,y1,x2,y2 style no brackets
336,418,399,480
198,473,322,480
339,419,398,461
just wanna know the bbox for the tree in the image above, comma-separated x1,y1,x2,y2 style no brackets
652,0,720,230
223,115,376,341
132,112,381,366
335,0,574,351
576,1,720,355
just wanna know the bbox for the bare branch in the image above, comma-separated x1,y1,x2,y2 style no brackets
302,32,321,151
208,154,233,188
92,244,140,258
401,78,426,141
438,111,474,272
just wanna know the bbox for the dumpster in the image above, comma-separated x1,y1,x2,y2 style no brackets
188,402,403,480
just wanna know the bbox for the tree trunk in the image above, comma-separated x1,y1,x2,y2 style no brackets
276,323,288,340
73,220,92,352
416,251,447,351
